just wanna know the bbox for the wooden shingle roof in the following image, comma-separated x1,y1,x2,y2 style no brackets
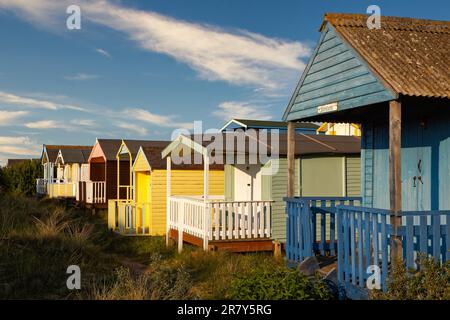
324,13,450,98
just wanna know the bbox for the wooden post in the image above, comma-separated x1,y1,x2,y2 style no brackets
287,121,295,198
389,100,403,262
166,156,171,246
203,155,210,250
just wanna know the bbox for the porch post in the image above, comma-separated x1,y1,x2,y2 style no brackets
166,156,171,246
389,100,403,261
287,121,295,197
203,155,210,250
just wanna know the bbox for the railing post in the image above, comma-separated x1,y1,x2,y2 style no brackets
142,203,146,234
203,202,210,250
178,200,184,253
166,156,171,246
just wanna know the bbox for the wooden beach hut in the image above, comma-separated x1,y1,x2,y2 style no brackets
282,13,450,297
108,144,224,236
50,146,92,199
37,144,91,197
83,139,123,208
162,132,359,252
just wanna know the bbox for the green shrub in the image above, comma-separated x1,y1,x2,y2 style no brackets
230,265,333,300
371,255,450,300
0,159,42,196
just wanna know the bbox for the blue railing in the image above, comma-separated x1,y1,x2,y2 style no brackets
336,206,450,293
285,197,362,262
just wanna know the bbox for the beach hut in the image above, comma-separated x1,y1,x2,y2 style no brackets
49,146,92,199
161,132,360,252
282,13,450,296
108,145,224,236
84,139,123,208
37,144,91,197
115,140,169,202
220,119,319,134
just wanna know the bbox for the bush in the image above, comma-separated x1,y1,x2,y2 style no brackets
371,256,450,300
230,265,333,300
0,159,42,196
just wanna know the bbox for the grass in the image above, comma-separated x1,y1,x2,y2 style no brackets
0,193,334,300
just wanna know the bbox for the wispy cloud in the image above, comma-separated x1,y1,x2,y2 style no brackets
115,121,148,136
212,101,274,121
64,73,100,81
0,110,29,125
95,48,111,58
24,120,63,130
121,108,193,129
70,119,96,127
0,135,40,158
0,91,87,111
0,0,311,93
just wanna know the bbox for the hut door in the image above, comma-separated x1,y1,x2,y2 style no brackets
402,119,428,211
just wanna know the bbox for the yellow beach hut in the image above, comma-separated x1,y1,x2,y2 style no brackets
109,144,224,236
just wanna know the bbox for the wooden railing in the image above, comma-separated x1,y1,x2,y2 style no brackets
284,197,362,261
36,178,47,195
337,206,450,293
86,181,106,204
168,196,272,252
48,181,76,198
108,200,151,235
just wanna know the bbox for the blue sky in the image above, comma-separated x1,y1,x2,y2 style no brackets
0,0,448,165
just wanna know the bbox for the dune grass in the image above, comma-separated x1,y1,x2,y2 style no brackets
0,193,333,300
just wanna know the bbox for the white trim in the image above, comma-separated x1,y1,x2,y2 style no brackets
161,134,207,159
219,119,248,132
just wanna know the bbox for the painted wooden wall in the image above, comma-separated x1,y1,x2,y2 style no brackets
150,169,225,235
284,24,394,121
361,108,450,211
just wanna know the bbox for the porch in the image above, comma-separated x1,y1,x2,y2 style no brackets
168,196,273,252
108,200,151,235
77,181,106,205
36,178,48,195
47,180,76,198
285,196,450,298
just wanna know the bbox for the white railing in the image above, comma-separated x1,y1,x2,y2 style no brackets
36,178,47,195
110,201,151,235
168,196,272,252
86,181,106,204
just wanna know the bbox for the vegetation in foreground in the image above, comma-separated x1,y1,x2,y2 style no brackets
371,256,450,300
0,193,333,300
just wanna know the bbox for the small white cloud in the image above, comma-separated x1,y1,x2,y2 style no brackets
0,91,87,111
95,48,111,58
0,110,29,125
70,119,96,127
0,136,33,145
213,101,273,121
122,108,193,129
64,73,100,81
24,120,62,129
115,121,148,136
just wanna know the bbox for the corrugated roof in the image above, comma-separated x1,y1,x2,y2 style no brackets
58,146,92,164
96,139,123,161
141,146,224,170
44,145,92,163
184,132,360,157
323,13,450,98
122,140,170,159
232,119,319,129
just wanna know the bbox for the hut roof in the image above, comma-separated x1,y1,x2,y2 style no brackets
322,13,450,98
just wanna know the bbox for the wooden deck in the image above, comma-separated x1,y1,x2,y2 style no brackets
168,229,274,253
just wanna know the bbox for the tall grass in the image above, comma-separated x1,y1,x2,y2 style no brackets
0,193,333,300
